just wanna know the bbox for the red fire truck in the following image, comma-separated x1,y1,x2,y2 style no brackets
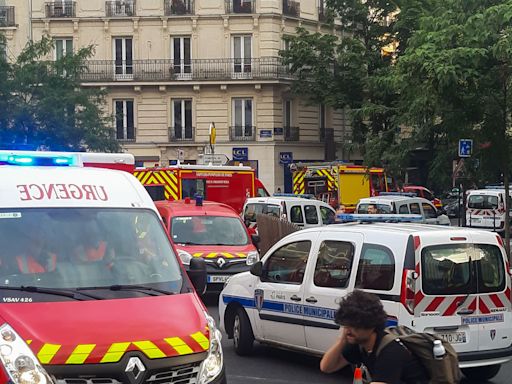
134,165,269,213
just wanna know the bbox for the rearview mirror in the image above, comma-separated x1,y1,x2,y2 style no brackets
187,258,207,295
250,261,263,277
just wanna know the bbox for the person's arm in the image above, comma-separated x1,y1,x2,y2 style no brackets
320,328,350,373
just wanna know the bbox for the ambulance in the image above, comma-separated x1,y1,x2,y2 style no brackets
134,165,269,213
220,222,512,382
0,151,225,384
291,162,395,212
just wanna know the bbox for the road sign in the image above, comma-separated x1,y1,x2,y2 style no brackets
232,147,248,161
459,139,473,158
198,154,229,165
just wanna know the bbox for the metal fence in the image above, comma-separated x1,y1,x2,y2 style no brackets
164,0,194,15
256,214,300,256
45,2,76,18
0,6,15,27
284,126,300,141
169,126,195,141
105,0,136,17
79,57,292,82
230,126,256,141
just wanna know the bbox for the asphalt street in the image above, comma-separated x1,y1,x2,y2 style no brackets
203,295,512,384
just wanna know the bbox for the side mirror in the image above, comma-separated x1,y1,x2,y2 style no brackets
250,261,263,277
251,234,261,247
188,258,207,295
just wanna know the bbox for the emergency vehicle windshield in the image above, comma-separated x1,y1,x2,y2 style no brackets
0,208,183,299
171,216,250,246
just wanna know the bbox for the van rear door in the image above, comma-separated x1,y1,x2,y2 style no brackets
414,235,479,354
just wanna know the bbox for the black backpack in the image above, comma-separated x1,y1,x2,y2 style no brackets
375,326,462,384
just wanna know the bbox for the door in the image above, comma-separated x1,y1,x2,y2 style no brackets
232,98,253,139
255,239,313,347
113,37,133,79
232,35,252,78
421,202,438,224
288,204,305,227
172,99,193,140
55,38,72,60
304,232,363,353
303,204,320,228
114,100,135,141
172,36,191,79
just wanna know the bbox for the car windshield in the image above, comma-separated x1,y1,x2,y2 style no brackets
468,195,499,209
243,203,280,223
0,208,183,295
357,204,393,214
171,216,249,246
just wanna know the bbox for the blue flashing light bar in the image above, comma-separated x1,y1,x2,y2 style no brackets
0,153,77,167
379,192,417,198
336,213,424,223
273,193,316,199
7,155,34,165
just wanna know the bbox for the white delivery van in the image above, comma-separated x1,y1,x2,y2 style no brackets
466,189,512,233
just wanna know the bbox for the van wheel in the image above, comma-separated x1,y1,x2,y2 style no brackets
462,364,501,382
233,307,254,356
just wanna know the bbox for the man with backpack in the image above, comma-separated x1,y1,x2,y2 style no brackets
320,290,458,383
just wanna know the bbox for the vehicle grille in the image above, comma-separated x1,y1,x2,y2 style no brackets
57,362,200,384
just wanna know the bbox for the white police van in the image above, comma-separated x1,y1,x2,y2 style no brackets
219,221,512,381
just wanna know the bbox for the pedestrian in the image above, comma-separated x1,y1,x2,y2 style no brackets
320,290,429,384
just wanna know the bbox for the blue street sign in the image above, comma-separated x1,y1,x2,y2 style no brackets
279,152,293,165
274,127,284,135
232,147,248,161
259,130,273,138
459,139,473,158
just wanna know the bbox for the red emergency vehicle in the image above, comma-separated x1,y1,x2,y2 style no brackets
134,165,269,213
0,150,225,384
402,185,443,209
156,198,259,291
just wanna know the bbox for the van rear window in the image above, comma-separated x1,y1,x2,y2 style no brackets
421,244,505,295
468,195,498,210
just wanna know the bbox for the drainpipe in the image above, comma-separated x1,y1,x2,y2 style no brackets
28,0,33,41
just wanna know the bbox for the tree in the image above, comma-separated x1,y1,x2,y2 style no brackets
398,0,512,256
0,35,120,152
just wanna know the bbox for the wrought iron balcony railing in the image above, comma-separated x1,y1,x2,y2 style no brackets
0,6,15,27
284,126,300,141
106,0,136,17
79,57,292,82
230,126,256,141
169,126,195,141
165,0,194,16
45,2,76,18
116,126,136,142
283,0,300,17
225,0,255,14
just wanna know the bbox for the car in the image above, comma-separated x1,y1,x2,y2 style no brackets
219,223,512,381
356,195,450,225
156,198,259,291
466,188,512,233
403,185,443,208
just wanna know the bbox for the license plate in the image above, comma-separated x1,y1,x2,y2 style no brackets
471,218,481,223
207,275,230,283
436,331,467,344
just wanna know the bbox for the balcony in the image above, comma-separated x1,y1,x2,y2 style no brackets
80,57,292,83
165,0,194,16
283,0,300,17
116,127,136,143
45,2,76,18
0,6,15,27
225,0,255,14
230,126,256,141
106,0,136,17
284,126,300,141
169,126,195,141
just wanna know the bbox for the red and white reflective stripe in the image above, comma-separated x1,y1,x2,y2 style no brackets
416,293,510,316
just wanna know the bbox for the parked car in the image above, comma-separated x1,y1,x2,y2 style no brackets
402,185,443,209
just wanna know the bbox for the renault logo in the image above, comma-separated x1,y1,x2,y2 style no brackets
217,258,226,268
125,357,146,384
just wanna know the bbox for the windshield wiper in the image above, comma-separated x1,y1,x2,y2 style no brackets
0,286,103,301
77,284,175,296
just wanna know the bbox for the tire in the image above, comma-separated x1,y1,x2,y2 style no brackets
232,307,254,356
462,364,501,382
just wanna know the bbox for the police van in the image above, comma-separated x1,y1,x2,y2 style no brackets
466,188,512,233
0,151,225,384
219,222,512,381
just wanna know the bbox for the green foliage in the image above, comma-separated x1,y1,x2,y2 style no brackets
0,35,120,152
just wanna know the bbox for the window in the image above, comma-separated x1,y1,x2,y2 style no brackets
304,205,319,224
114,100,135,141
357,204,392,214
423,189,435,201
355,245,395,291
468,195,499,210
320,206,335,224
422,203,437,219
113,37,133,77
284,100,292,128
398,204,410,214
232,98,253,138
171,216,249,246
182,179,206,199
263,241,311,284
314,241,354,288
477,245,505,293
0,41,6,61
290,205,304,224
233,35,252,75
172,99,193,140
172,36,191,77
54,38,73,60
410,203,421,214
320,104,326,140
257,188,269,197
243,203,280,223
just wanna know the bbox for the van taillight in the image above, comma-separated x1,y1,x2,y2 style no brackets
496,234,504,248
400,269,416,315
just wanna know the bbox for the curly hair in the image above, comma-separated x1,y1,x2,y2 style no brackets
334,290,387,331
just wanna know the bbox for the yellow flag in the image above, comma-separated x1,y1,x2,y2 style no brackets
209,123,216,145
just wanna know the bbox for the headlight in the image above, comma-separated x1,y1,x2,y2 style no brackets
246,251,259,266
198,313,223,384
0,324,54,384
178,250,193,265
